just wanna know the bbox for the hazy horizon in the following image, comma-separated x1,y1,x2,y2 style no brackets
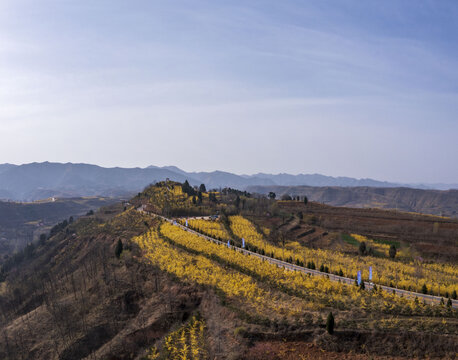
2,160,458,187
1,1,457,184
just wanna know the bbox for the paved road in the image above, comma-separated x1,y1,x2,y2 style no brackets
138,206,457,309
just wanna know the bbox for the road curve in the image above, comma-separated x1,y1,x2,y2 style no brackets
138,206,457,309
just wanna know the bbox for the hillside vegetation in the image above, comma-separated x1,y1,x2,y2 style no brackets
0,181,456,359
0,197,118,258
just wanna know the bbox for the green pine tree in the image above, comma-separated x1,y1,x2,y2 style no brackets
115,239,123,258
389,244,397,259
326,312,335,335
421,283,428,294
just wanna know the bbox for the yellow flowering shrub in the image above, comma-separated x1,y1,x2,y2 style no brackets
185,219,230,240
228,216,457,297
164,316,207,360
134,225,300,316
159,222,445,316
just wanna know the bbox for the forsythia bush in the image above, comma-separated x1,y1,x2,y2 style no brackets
159,222,446,316
164,316,207,360
228,216,457,298
351,233,390,256
134,226,299,316
185,219,230,240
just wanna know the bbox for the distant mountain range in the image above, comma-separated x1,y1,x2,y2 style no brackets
0,162,456,201
247,185,458,217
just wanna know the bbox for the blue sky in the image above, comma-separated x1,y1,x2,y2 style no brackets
0,1,457,183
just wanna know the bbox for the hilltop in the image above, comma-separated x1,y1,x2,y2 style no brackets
0,181,456,359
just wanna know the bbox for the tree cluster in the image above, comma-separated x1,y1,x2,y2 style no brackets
221,187,251,197
208,192,218,203
49,218,71,238
181,180,197,197
358,241,374,256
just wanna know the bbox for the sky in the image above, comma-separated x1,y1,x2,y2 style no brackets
0,0,457,184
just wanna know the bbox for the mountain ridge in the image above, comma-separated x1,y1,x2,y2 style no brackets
0,162,456,201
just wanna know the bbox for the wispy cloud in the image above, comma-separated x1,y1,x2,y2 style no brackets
0,1,456,182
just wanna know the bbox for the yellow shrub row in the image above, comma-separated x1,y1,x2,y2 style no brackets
228,216,457,297
134,226,300,317
160,222,444,316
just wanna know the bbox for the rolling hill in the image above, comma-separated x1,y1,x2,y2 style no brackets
247,185,458,218
0,181,456,359
0,197,119,258
1,162,457,202
1,162,456,216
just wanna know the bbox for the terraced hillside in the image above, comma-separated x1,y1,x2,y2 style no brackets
0,181,456,359
247,185,458,218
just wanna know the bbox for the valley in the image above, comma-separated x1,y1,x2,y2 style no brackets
0,197,121,259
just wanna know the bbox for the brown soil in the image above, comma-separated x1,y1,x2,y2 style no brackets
273,201,458,261
243,341,404,360
0,212,243,360
1,197,457,359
